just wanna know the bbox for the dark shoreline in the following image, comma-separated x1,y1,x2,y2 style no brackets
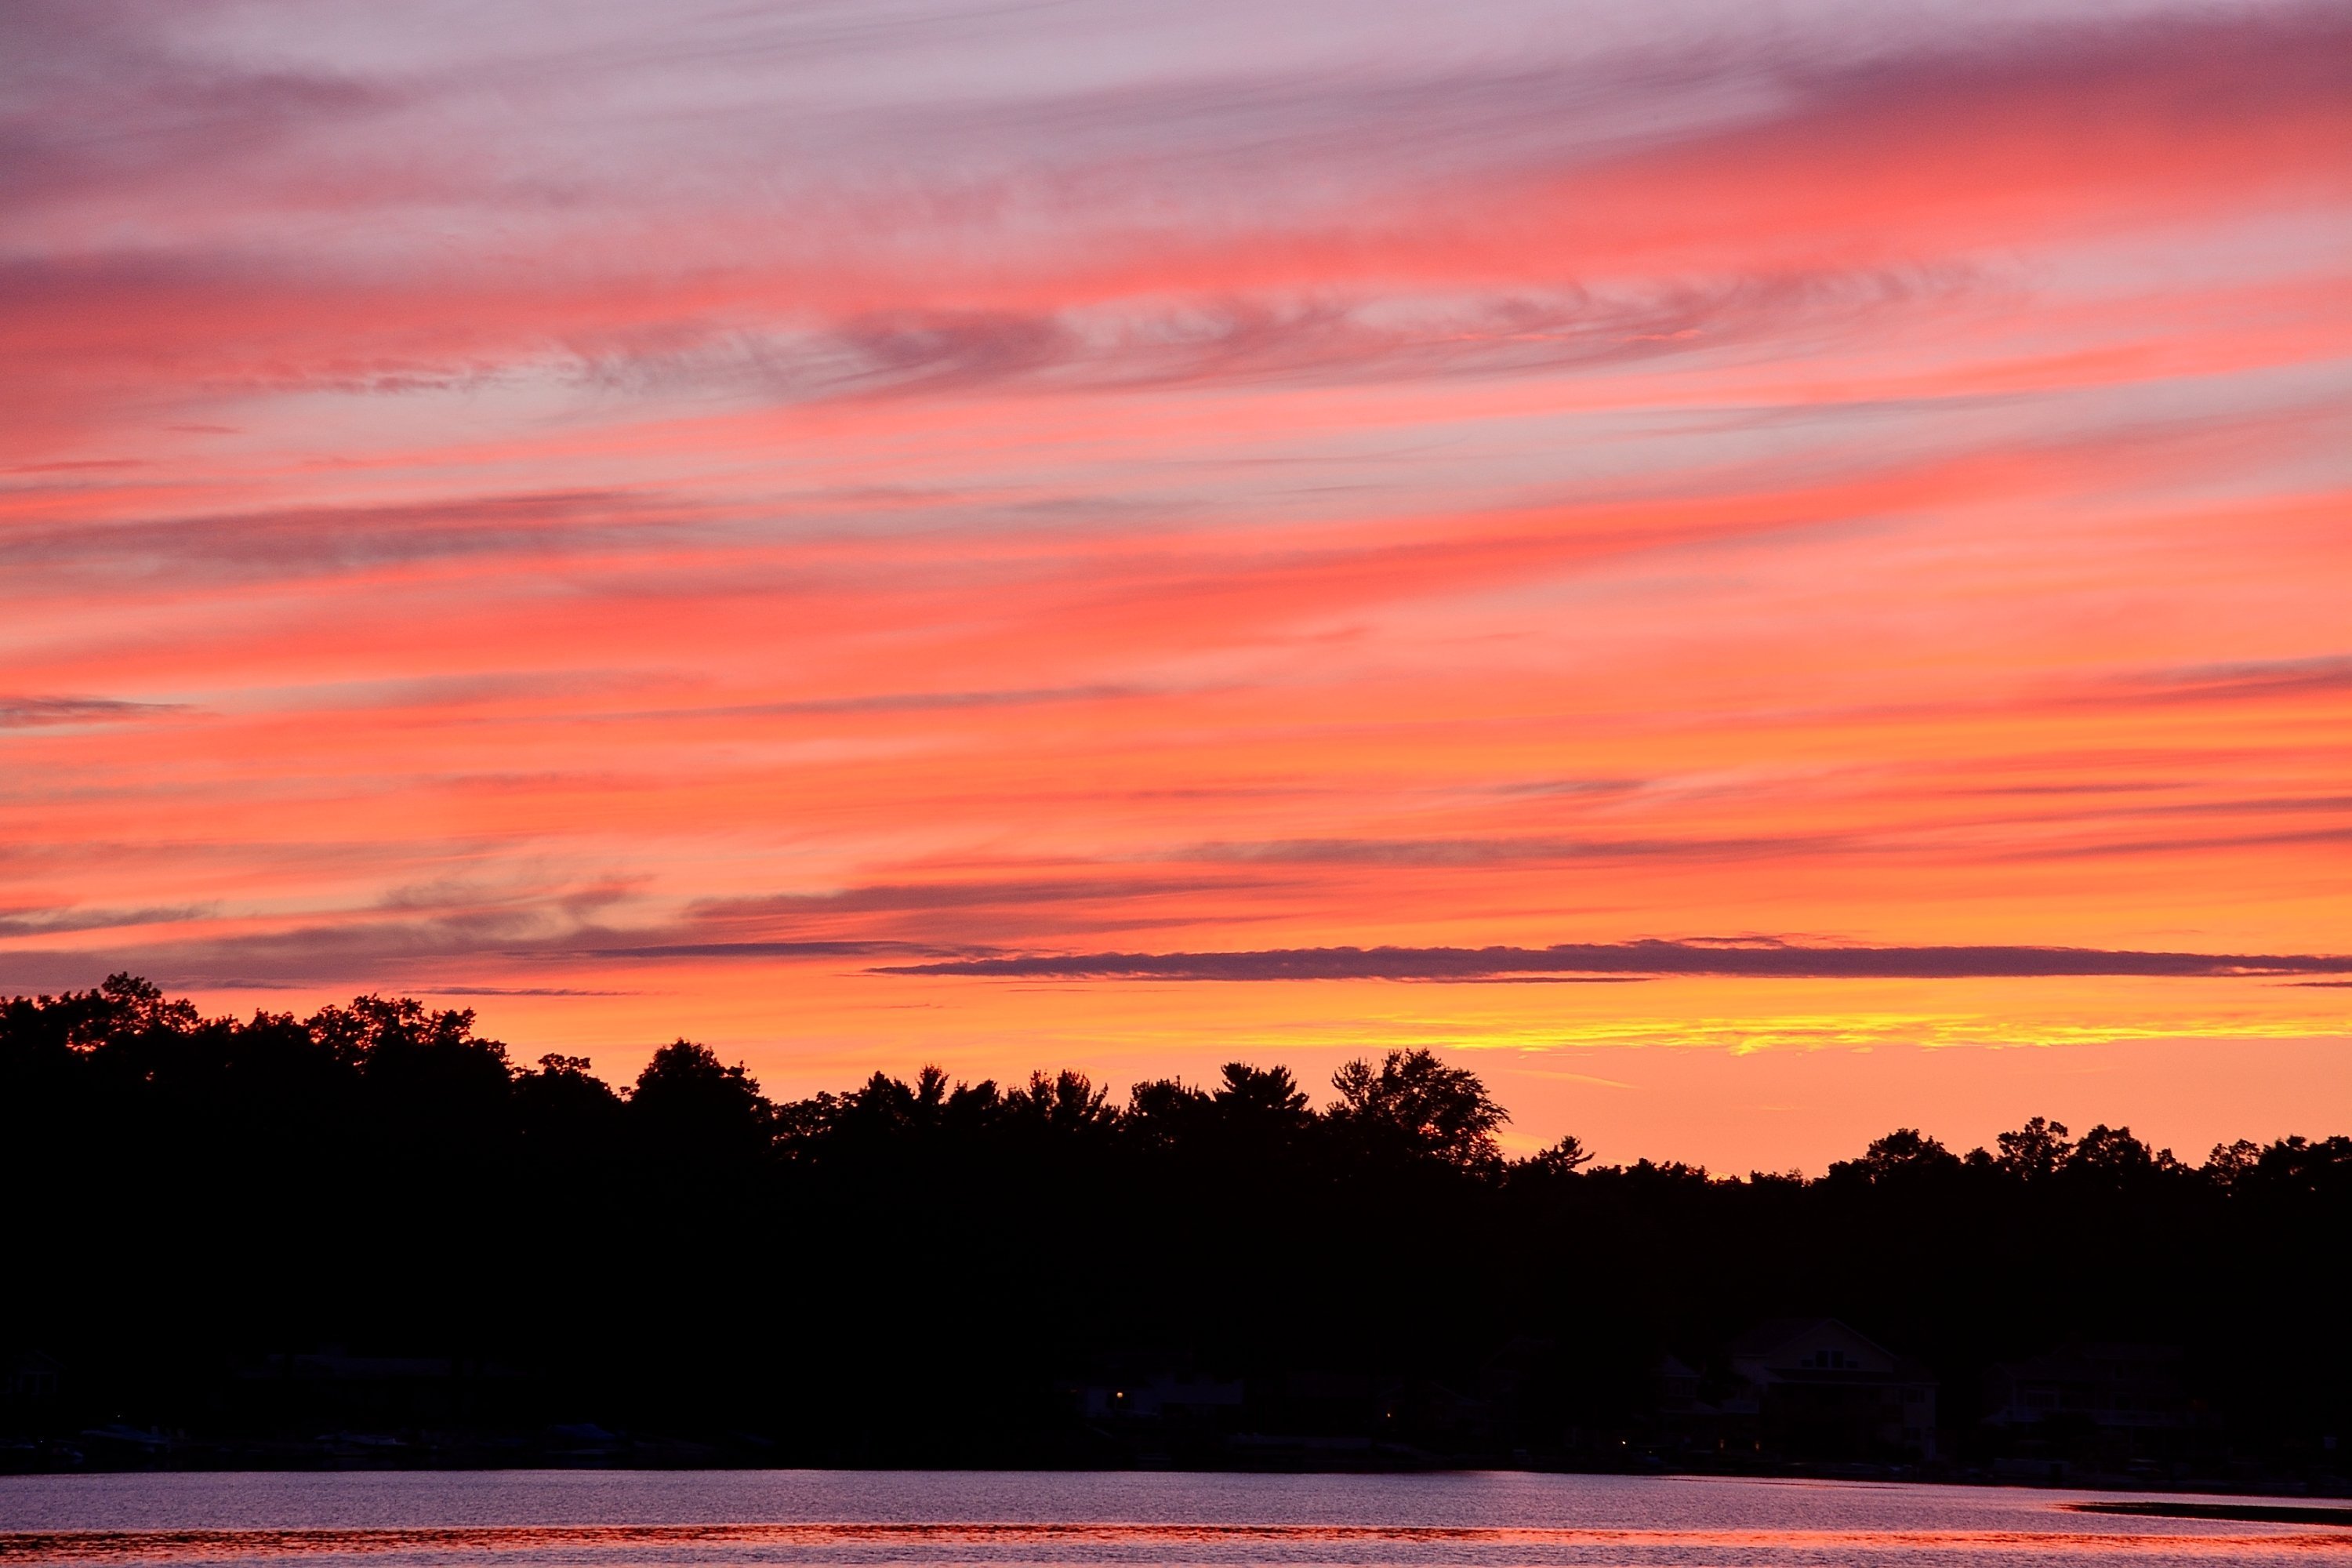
10,981,2350,1497
2068,1499,2352,1526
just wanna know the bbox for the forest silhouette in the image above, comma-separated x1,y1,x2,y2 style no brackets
3,975,2347,1476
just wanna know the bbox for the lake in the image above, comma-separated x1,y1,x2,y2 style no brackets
0,1471,2343,1568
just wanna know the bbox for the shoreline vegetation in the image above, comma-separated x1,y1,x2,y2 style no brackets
4,976,2347,1490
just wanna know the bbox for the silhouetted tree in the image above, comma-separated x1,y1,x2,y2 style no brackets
630,1037,774,1160
4,975,2349,1473
1526,1132,1596,1176
2205,1136,2263,1188
515,1051,623,1136
1327,1047,1508,1170
1214,1062,1310,1123
1831,1127,1961,1185
2065,1123,2176,1184
1996,1116,2074,1180
1003,1067,1116,1133
1123,1076,1210,1150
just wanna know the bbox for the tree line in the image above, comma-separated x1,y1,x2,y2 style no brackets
4,975,2347,1469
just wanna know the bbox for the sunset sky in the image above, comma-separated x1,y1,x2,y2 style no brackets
4,0,2347,1171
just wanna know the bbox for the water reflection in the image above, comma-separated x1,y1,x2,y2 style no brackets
0,1475,2342,1568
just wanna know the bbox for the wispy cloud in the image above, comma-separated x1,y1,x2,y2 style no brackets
0,903,216,938
0,491,701,581
880,940,2352,982
0,697,187,728
2118,655,2352,706
5,0,2348,1167
670,685,1152,719
689,875,1274,920
1184,836,1838,866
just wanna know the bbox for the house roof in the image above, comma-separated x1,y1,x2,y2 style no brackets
1724,1318,1936,1385
1726,1317,1882,1359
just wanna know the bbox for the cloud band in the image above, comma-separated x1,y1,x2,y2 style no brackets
878,940,2352,982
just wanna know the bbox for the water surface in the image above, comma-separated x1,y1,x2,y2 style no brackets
2,1471,2343,1568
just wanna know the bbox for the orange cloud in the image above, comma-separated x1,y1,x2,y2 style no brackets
3,0,2347,1171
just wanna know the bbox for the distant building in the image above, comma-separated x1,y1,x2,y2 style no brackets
1654,1355,1702,1414
1983,1341,2183,1433
1723,1317,1939,1461
1981,1341,2186,1474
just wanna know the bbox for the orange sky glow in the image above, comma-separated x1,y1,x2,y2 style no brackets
3,0,2347,1171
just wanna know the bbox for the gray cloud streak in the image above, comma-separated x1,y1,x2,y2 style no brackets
0,488,704,582
0,903,216,938
1185,835,1836,866
877,939,2352,981
0,695,188,728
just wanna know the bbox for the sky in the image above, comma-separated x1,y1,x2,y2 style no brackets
3,0,2348,1171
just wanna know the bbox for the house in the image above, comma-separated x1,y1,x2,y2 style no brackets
1983,1341,2183,1432
1982,1341,2186,1469
1725,1318,1938,1461
1654,1356,1701,1414
1647,1354,1751,1457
